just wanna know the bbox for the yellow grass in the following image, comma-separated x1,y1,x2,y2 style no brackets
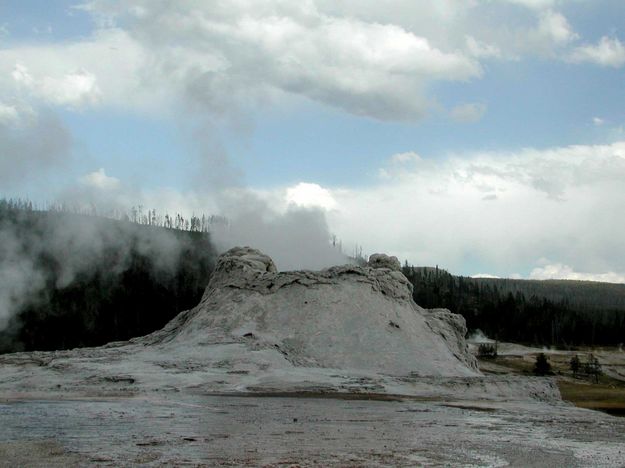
479,350,625,416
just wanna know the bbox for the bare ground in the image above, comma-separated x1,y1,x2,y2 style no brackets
1,393,625,467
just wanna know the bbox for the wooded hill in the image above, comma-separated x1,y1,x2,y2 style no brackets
404,266,625,347
0,200,216,353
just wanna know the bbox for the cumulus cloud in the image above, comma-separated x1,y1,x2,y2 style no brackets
0,28,150,112
58,168,220,218
286,182,337,211
123,1,482,121
0,1,616,126
321,141,625,277
3,0,603,124
1,0,621,282
536,9,577,45
567,36,625,68
12,63,101,108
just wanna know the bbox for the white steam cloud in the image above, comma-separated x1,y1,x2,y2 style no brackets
0,207,193,332
211,190,347,271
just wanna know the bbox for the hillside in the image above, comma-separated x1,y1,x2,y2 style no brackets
0,202,216,353
470,276,625,312
404,266,625,346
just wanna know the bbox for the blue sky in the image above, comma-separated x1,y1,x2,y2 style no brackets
1,1,625,279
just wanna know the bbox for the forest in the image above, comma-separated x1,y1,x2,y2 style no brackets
0,199,217,353
1,199,624,353
403,265,625,347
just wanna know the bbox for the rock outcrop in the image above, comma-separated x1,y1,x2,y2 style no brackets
147,246,478,377
368,253,401,271
0,246,503,399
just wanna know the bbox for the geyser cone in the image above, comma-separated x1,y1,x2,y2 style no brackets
149,247,479,377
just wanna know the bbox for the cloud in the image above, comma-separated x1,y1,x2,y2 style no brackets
51,139,625,281
0,107,72,187
12,63,101,108
379,152,423,179
0,1,614,124
129,3,482,121
593,117,605,126
0,2,494,122
465,36,501,59
0,102,20,125
450,102,487,123
567,36,625,68
536,9,577,46
530,263,625,284
58,169,220,218
502,0,560,9
0,28,150,113
391,151,421,164
80,168,121,190
321,141,625,276
286,182,337,210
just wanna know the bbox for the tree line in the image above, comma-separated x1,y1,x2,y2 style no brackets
0,197,228,233
403,265,625,347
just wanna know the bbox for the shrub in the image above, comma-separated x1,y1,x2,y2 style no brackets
534,353,551,375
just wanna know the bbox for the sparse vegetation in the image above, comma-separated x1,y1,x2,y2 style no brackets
584,354,602,383
478,346,625,416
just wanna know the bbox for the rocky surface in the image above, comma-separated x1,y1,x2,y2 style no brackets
145,246,478,376
2,395,624,467
0,247,562,401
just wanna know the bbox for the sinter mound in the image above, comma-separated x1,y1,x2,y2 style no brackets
0,247,561,401
147,247,479,377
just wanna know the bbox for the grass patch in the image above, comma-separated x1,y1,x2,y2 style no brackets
479,351,625,417
557,379,625,415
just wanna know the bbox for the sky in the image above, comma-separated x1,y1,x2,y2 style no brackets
1,0,625,280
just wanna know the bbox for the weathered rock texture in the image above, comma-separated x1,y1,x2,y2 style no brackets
148,246,478,377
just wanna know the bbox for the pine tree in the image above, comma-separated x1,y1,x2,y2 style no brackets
534,353,551,375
